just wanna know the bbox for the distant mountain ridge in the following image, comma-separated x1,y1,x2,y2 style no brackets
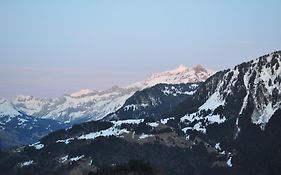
128,64,214,89
8,64,214,123
0,64,214,149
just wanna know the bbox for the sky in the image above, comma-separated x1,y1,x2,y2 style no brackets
0,0,281,99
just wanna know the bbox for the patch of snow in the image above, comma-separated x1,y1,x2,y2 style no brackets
138,133,154,140
183,90,196,95
181,113,225,135
20,160,34,167
182,122,206,134
191,84,199,88
64,120,71,124
124,104,149,111
70,155,84,162
227,157,233,167
34,144,44,150
17,118,28,125
182,127,192,133
79,127,129,140
193,122,206,133
29,142,44,150
180,112,199,123
162,86,196,96
147,122,159,128
160,117,174,124
124,104,137,111
199,92,225,111
215,143,221,151
239,70,251,115
205,114,226,124
56,138,74,144
58,119,144,143
112,119,144,125
60,155,68,163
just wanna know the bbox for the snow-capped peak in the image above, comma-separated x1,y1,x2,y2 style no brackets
70,89,97,98
128,64,215,89
0,99,21,117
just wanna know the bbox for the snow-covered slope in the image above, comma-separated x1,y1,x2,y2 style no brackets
10,65,214,123
0,99,21,118
216,51,281,129
13,95,55,116
128,64,214,89
13,86,138,123
178,51,281,134
0,99,69,149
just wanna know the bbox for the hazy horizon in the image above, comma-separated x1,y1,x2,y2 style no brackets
1,0,281,99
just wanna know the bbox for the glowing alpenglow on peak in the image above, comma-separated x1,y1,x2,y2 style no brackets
128,64,215,89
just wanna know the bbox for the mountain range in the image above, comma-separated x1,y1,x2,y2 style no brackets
0,64,214,149
0,51,280,175
11,64,214,123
